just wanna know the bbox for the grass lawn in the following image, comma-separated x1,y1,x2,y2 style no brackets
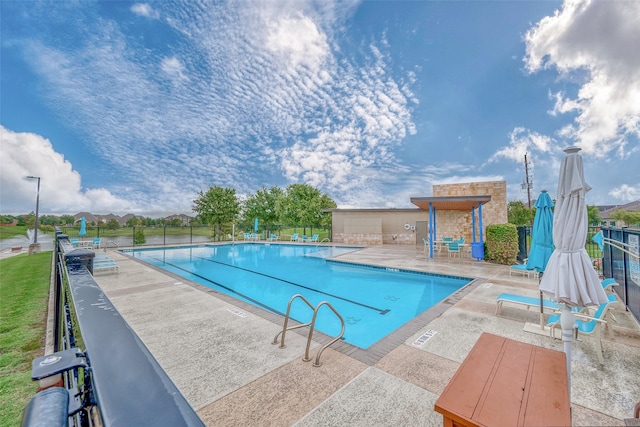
0,225,28,240
0,251,51,426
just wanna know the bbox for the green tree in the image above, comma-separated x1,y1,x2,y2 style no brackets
106,219,120,231
23,212,36,230
193,186,240,241
126,216,140,227
611,210,640,227
243,186,284,234
60,215,75,226
276,184,336,234
587,205,602,226
507,201,534,226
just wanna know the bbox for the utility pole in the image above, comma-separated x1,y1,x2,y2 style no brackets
522,153,533,208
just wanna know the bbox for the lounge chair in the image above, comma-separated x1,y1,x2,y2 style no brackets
93,260,119,274
70,238,79,247
496,293,560,315
290,233,299,242
547,299,615,365
509,261,539,279
267,233,279,241
497,279,617,316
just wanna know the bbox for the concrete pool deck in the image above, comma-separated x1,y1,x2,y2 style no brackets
92,243,640,426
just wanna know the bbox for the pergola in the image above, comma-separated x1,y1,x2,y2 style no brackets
410,195,492,259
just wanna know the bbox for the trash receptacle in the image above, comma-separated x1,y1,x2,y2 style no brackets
471,242,484,260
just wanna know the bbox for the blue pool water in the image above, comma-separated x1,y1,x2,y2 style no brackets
124,244,471,348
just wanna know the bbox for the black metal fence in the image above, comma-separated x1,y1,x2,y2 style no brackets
516,225,603,266
59,224,331,248
22,230,205,427
602,227,640,323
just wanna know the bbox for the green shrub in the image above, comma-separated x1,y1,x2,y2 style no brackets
485,223,518,265
133,228,146,245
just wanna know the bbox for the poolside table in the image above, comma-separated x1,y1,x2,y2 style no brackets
434,332,570,427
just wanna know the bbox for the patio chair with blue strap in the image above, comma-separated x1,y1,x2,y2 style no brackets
447,241,461,257
302,234,319,243
497,279,618,316
509,259,539,279
547,299,615,365
290,233,299,242
91,237,102,250
70,238,79,248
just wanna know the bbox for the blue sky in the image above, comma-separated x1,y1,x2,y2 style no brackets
2,0,639,217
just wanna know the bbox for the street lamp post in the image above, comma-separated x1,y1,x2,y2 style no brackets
26,176,41,254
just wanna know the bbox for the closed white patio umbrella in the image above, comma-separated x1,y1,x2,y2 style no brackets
539,147,608,403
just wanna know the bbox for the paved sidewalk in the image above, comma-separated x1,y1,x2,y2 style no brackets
92,244,640,426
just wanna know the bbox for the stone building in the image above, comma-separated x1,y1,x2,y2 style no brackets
327,180,508,246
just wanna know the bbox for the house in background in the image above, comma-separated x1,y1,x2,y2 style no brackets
599,200,640,227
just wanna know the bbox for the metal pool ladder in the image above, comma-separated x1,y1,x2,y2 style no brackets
272,294,345,367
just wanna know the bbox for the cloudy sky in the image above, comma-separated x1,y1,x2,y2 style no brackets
1,0,639,217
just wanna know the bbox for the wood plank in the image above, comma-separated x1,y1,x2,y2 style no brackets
521,347,571,426
435,333,504,422
475,339,532,426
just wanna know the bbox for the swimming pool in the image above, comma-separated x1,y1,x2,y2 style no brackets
124,244,471,348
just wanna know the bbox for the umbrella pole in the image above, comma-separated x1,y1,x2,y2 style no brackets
560,304,575,405
538,272,544,329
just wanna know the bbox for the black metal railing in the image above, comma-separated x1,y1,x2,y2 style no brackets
59,224,332,248
602,227,640,323
22,230,205,427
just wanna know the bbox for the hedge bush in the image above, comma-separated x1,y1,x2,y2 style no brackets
485,223,519,265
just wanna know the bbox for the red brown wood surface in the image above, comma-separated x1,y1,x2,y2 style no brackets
434,333,570,427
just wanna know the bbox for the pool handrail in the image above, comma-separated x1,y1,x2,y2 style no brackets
303,301,345,367
272,294,315,348
272,293,346,367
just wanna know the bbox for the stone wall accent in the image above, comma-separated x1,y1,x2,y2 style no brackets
432,181,507,243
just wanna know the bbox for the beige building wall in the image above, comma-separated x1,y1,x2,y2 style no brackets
331,209,427,245
432,181,507,244
330,180,507,246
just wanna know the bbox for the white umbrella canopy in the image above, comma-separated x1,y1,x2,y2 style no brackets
539,148,608,307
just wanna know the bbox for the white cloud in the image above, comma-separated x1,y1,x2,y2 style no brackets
131,3,159,19
524,0,640,157
0,126,133,214
489,127,554,163
161,56,188,82
609,184,640,202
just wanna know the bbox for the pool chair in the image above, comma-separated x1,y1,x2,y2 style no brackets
267,233,279,241
70,238,79,247
509,261,539,279
447,241,461,257
93,259,119,274
547,299,615,365
302,234,319,243
290,233,299,242
496,293,560,315
91,237,102,250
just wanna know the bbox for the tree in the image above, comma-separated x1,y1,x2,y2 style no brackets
192,186,240,240
276,184,336,233
587,205,602,226
60,215,75,226
507,200,534,226
243,186,284,234
611,210,640,227
126,216,140,227
106,219,120,231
